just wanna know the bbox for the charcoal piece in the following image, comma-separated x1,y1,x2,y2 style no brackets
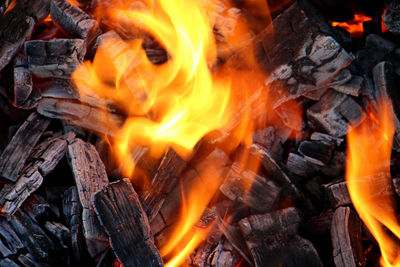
0,258,20,267
274,99,302,131
303,209,334,236
0,167,43,217
23,195,59,223
0,7,35,72
307,90,349,137
357,34,396,73
208,239,242,267
220,167,280,213
310,132,343,146
393,178,400,196
89,30,121,58
92,179,163,267
62,186,84,263
298,140,335,166
44,221,71,249
331,207,365,267
384,1,400,33
286,153,317,177
220,221,253,265
22,0,51,21
258,1,353,106
0,112,50,182
25,39,86,78
331,75,363,97
284,235,323,267
325,182,352,207
250,144,305,204
50,0,97,42
0,133,73,216
17,253,51,267
373,61,400,152
67,138,109,257
37,98,124,137
13,55,33,107
238,207,302,267
10,209,55,260
141,148,187,221
336,97,366,128
0,219,24,257
96,248,117,267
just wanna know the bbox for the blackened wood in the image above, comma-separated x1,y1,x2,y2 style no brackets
0,168,43,216
326,182,352,207
13,55,33,107
0,132,73,216
0,258,20,267
286,153,317,177
92,179,163,267
373,61,400,152
331,75,363,97
141,148,187,221
257,1,353,107
62,186,84,263
10,209,56,260
96,248,117,267
22,0,51,21
331,207,365,267
384,1,400,33
220,221,253,266
0,112,50,182
298,140,335,166
220,167,280,213
44,221,71,249
310,132,343,146
208,239,242,267
25,39,86,78
67,138,108,257
307,90,364,137
17,253,51,267
37,98,123,137
22,194,59,223
284,235,323,267
0,7,34,72
0,219,24,257
392,178,400,196
239,207,302,267
51,0,98,42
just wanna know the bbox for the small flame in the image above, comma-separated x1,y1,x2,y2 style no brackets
346,98,400,266
330,14,372,37
3,0,16,15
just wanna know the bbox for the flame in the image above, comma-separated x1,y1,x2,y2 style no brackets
330,14,372,37
72,0,272,265
330,12,388,37
346,98,400,266
3,0,16,15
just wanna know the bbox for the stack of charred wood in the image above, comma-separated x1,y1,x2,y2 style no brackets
1,0,400,266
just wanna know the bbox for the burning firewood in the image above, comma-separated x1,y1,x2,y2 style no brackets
92,179,163,267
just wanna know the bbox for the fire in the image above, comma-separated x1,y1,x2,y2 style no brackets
346,98,400,266
330,14,372,37
3,0,16,15
72,0,270,265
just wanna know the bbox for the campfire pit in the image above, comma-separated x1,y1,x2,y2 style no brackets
1,0,400,266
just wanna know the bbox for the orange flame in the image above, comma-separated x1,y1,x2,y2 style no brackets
3,0,16,15
73,0,271,265
346,98,400,266
330,14,372,37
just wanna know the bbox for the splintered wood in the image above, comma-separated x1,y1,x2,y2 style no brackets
93,179,163,267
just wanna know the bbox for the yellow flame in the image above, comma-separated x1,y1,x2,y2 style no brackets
347,98,400,267
72,0,278,265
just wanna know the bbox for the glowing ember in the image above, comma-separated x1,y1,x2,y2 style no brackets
330,14,372,37
346,98,400,267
